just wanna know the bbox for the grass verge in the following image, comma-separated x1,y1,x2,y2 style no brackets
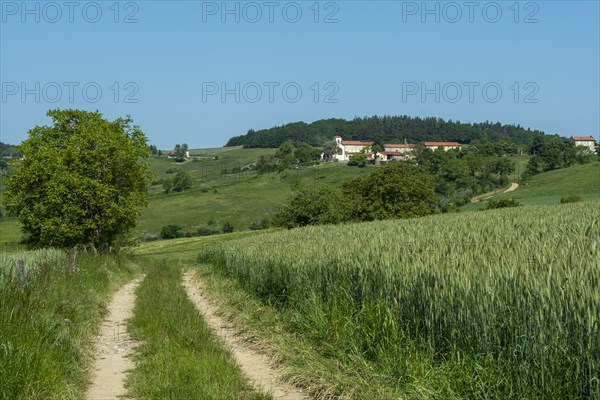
0,249,139,400
125,258,272,400
190,262,405,400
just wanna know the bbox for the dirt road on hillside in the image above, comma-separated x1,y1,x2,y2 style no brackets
504,182,519,193
182,270,310,400
86,276,144,400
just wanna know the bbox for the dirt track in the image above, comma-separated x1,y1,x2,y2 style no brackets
86,276,144,400
182,270,310,400
504,182,519,193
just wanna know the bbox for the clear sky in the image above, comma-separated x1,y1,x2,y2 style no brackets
1,0,599,149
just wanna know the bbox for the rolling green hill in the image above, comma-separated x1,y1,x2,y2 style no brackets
1,149,598,245
462,162,600,211
138,155,371,238
225,115,545,148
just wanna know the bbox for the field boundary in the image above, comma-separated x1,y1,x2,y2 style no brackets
182,269,310,400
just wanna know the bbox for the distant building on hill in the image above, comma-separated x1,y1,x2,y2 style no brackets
333,136,374,161
571,136,596,152
329,136,461,162
168,150,190,159
423,142,462,151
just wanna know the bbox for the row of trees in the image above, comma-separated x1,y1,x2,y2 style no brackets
415,146,516,209
276,141,522,228
255,140,321,173
226,116,546,148
524,135,597,178
147,143,188,161
275,163,439,228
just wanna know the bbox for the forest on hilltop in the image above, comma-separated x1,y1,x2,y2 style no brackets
225,116,546,148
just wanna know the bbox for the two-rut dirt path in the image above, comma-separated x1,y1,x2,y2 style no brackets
86,276,144,400
182,270,310,400
86,271,310,400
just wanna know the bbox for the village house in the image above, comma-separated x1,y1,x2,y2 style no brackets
168,150,190,159
380,142,417,161
330,136,462,162
571,136,597,152
332,136,374,161
423,142,462,151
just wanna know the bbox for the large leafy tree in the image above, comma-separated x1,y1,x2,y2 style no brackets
2,109,151,250
343,163,439,221
275,186,347,228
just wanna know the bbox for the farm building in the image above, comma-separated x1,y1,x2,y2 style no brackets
423,142,462,151
168,150,190,159
330,136,461,162
571,136,596,152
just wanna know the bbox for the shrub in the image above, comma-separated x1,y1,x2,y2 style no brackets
343,162,439,221
348,152,368,167
160,225,183,239
275,187,348,229
171,171,193,192
560,195,582,204
485,198,522,210
249,218,271,231
196,227,220,236
222,222,234,233
166,167,181,174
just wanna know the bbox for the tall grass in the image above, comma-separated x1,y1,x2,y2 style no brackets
0,249,138,399
200,201,600,399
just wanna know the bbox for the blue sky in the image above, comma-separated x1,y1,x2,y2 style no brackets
1,0,599,149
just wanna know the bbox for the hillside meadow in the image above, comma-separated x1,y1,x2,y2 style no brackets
2,148,598,243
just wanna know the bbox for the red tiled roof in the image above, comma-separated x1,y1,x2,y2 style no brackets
342,140,374,146
385,144,416,148
572,136,595,141
423,142,461,147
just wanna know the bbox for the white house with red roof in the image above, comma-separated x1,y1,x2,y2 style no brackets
333,135,374,161
331,136,461,162
380,141,417,161
571,136,596,152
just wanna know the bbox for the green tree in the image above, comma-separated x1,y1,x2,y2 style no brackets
275,140,295,171
222,222,234,233
2,109,150,250
371,137,385,153
322,140,339,161
160,224,182,239
162,178,174,193
294,144,321,165
343,163,439,221
171,170,193,192
348,152,368,167
441,159,470,181
255,154,277,174
173,143,189,162
275,186,347,228
567,146,595,165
